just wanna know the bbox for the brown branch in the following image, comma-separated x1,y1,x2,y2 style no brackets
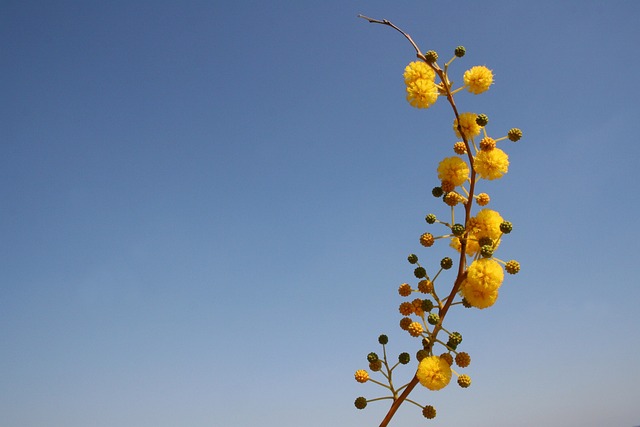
358,15,425,60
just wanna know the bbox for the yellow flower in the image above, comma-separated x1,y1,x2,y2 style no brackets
450,208,503,256
474,147,509,180
459,259,504,309
437,157,469,187
463,66,494,94
453,112,481,139
416,355,452,390
406,79,439,109
408,321,423,337
354,369,369,383
403,61,436,84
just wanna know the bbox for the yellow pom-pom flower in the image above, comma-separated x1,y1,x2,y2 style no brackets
476,193,490,206
404,61,435,84
451,208,503,256
474,147,509,180
408,321,424,337
354,369,370,383
459,258,504,309
463,65,494,94
416,355,452,391
453,112,482,139
437,157,469,187
406,79,439,109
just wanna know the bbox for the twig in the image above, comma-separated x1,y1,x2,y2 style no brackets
357,15,425,60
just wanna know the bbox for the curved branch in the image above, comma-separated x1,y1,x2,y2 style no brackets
358,15,425,60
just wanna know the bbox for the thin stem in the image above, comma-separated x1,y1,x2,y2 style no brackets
357,15,424,59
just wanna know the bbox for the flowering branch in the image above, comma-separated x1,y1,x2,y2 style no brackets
352,14,524,426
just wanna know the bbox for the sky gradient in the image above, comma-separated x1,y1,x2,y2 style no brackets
2,1,640,426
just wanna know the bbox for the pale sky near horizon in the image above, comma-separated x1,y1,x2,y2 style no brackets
2,1,640,426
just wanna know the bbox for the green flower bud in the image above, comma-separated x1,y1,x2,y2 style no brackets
367,352,379,362
425,50,438,63
500,221,513,233
425,213,437,224
432,187,444,198
448,332,463,344
427,313,439,325
421,299,434,312
480,245,494,258
508,128,523,141
451,223,465,237
454,46,466,57
476,114,489,127
407,254,418,264
440,257,453,270
478,236,494,247
414,267,427,279
354,396,367,409
398,352,410,364
378,334,389,345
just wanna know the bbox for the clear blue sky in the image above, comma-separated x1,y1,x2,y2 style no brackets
2,1,639,426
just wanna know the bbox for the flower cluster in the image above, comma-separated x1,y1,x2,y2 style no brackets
355,15,524,425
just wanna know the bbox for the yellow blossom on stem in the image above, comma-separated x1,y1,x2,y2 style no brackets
354,369,370,383
408,321,423,337
403,61,435,84
451,208,503,256
416,356,452,391
459,258,504,309
453,112,481,140
437,157,469,187
463,65,494,94
476,193,490,206
474,147,509,180
406,79,439,109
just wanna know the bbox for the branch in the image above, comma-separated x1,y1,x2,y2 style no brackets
357,15,425,60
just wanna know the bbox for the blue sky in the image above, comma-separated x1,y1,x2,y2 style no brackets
1,1,639,426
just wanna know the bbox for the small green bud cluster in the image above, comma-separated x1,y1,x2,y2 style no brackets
378,334,388,345
432,187,444,197
480,245,494,258
398,352,411,364
425,50,438,63
425,213,437,224
451,223,465,237
354,396,367,409
414,267,427,278
500,221,513,233
407,253,418,264
476,114,489,127
367,352,379,363
421,299,434,312
454,46,466,57
508,128,523,141
440,257,453,269
427,313,439,325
